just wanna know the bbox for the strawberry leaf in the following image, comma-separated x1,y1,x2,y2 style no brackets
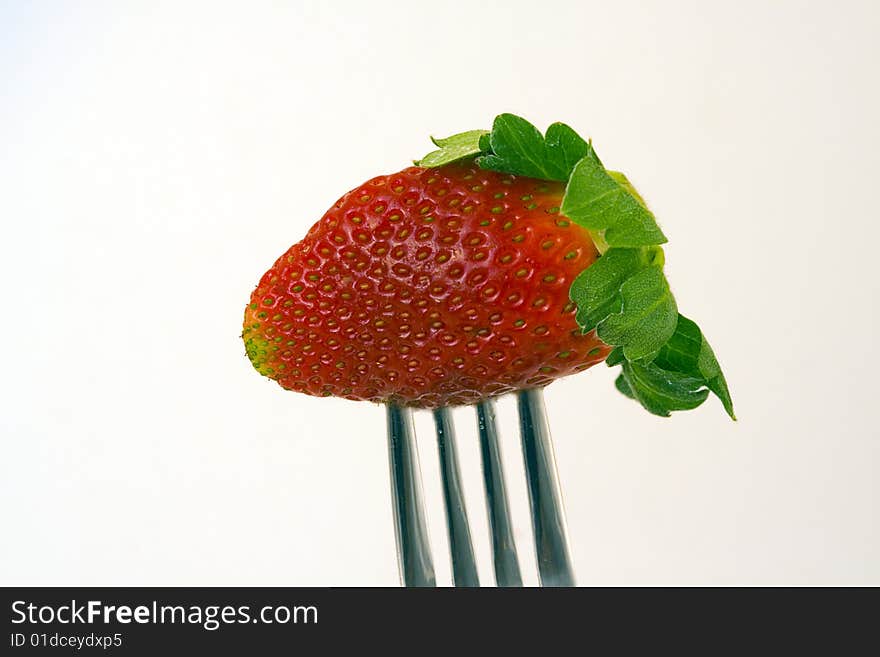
605,346,626,366
652,315,736,419
476,114,589,182
415,129,489,167
569,247,662,332
561,150,667,247
610,315,735,418
614,372,636,399
618,360,710,417
596,265,678,361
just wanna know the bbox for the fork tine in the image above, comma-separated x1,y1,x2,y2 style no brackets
516,388,576,587
386,403,436,587
475,399,523,587
432,408,480,587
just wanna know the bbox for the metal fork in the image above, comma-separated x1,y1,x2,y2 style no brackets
385,387,575,587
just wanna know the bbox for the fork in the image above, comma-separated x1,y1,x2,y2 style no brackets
385,387,575,587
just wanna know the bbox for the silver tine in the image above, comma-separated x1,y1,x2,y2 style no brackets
516,388,576,587
386,403,436,587
475,399,523,587
432,408,480,587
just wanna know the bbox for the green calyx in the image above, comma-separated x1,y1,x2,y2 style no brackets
416,113,734,420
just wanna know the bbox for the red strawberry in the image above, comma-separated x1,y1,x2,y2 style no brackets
243,163,611,408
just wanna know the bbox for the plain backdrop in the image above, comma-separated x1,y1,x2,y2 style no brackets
1,0,878,586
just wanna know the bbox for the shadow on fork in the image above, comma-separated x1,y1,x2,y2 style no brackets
386,388,575,587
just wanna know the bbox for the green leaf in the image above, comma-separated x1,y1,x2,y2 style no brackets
605,346,626,366
561,150,667,247
569,248,649,332
619,360,710,417
607,170,648,207
652,314,736,419
597,265,678,360
615,373,636,399
415,129,488,167
476,114,589,182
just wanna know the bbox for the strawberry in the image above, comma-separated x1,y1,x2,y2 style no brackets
243,114,734,418
243,163,612,408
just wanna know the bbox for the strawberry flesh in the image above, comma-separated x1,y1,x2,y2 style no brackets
243,163,611,407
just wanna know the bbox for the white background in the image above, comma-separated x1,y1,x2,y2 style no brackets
1,0,878,586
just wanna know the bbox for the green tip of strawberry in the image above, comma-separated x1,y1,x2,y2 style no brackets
244,114,734,419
